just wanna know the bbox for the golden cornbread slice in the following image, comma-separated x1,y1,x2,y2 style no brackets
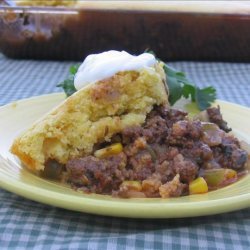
11,64,168,172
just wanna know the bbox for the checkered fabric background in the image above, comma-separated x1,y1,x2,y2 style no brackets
0,53,249,249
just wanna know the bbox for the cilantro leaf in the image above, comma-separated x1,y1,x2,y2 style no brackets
164,64,190,105
57,78,76,97
182,83,196,102
162,63,216,110
57,64,80,97
195,86,216,110
69,64,80,75
166,74,183,105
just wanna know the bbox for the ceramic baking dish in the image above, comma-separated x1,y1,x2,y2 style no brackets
0,1,250,61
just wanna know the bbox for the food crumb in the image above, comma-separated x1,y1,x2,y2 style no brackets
11,102,17,108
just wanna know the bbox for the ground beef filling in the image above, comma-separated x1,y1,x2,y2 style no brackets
47,106,248,198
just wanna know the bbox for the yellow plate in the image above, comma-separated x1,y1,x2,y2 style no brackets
0,93,249,218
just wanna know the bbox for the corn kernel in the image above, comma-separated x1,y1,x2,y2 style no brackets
225,169,237,179
189,177,208,195
94,143,123,158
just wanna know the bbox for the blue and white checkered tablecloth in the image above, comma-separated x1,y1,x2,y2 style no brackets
0,53,249,249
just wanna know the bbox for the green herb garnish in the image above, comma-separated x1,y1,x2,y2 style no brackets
57,64,80,97
57,53,216,110
164,64,216,110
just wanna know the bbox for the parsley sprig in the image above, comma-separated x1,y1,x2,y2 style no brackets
57,64,80,97
57,54,216,111
164,64,216,110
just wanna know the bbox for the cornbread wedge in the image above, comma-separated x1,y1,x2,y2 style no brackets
11,63,168,172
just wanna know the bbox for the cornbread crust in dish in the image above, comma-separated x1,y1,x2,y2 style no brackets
15,0,77,6
11,63,168,172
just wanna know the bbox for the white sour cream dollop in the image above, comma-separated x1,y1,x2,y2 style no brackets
74,50,157,90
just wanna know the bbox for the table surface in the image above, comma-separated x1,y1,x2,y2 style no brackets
0,53,249,249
